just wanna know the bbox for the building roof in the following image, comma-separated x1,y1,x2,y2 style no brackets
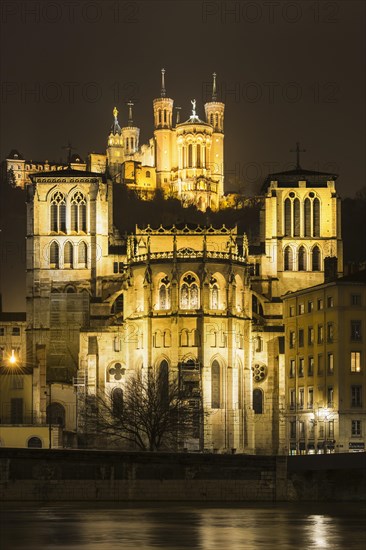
282,269,366,300
0,312,26,322
261,167,338,193
30,168,106,181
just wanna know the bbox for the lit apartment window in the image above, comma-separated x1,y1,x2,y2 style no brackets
351,321,362,342
298,358,304,377
308,327,314,346
351,294,361,306
298,303,305,315
327,353,334,374
351,385,362,408
328,420,334,438
289,331,295,349
327,386,334,408
317,324,324,344
327,296,334,308
317,299,323,310
308,356,314,376
289,306,295,317
351,420,362,437
289,359,295,378
351,352,361,373
299,388,304,409
308,387,314,409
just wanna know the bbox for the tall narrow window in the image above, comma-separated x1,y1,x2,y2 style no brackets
293,198,300,237
284,198,291,236
111,388,123,417
312,246,321,271
71,191,87,232
298,246,306,271
188,144,193,167
313,198,320,236
159,360,169,404
50,191,66,232
78,241,87,267
158,276,170,310
180,274,200,309
196,144,201,168
253,389,263,414
304,198,311,236
64,242,73,268
50,241,59,268
211,360,221,408
284,246,293,271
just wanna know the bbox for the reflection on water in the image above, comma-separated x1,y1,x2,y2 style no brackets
0,502,365,550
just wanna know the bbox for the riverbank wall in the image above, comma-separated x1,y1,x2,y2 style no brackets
0,449,365,501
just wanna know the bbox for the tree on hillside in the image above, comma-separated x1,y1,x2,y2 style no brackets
82,368,201,451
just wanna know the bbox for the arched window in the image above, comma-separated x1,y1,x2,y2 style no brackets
78,241,87,267
50,191,66,232
70,191,87,232
312,246,321,271
112,294,124,316
196,144,201,168
46,402,65,427
298,246,306,271
284,198,291,236
111,388,123,417
180,274,200,309
64,242,73,268
210,278,219,309
293,198,300,237
313,198,320,237
146,170,150,178
188,144,193,167
210,113,214,125
158,360,169,404
158,276,170,310
211,360,221,408
253,389,263,414
284,246,293,271
50,241,59,269
304,198,311,237
27,436,42,448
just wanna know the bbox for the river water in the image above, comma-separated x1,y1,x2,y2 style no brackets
0,502,365,549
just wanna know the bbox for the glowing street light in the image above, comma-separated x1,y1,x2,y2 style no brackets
9,349,17,365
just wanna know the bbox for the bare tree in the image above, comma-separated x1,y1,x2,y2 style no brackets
82,368,201,451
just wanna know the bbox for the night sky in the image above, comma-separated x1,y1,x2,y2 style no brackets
0,0,365,310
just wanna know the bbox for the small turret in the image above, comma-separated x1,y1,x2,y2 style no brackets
204,72,225,133
121,101,140,157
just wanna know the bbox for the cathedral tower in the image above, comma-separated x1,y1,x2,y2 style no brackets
153,69,174,190
107,107,123,179
204,73,225,198
121,101,140,158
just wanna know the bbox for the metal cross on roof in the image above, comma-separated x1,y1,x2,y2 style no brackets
290,142,306,170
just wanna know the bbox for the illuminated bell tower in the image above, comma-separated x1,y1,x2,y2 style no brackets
121,101,140,158
107,107,123,179
153,68,174,191
204,73,225,197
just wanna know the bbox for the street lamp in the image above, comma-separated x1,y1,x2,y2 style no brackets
9,349,17,365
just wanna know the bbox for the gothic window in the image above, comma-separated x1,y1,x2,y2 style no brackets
180,274,200,309
188,144,193,167
210,277,219,309
50,241,59,269
298,246,306,271
211,360,221,408
304,198,311,236
196,144,201,168
293,198,300,237
284,198,291,236
312,246,321,271
313,198,320,236
158,276,171,310
111,387,123,416
158,110,161,125
64,242,73,268
253,389,263,414
108,363,125,381
284,246,293,271
70,191,87,232
50,191,66,232
78,241,87,267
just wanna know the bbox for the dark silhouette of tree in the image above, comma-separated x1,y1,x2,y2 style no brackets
82,368,200,451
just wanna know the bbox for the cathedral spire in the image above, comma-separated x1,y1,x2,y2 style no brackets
161,68,166,98
111,106,122,135
127,101,134,127
212,72,217,101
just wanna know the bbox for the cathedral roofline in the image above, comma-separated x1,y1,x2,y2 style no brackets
30,168,107,181
135,223,237,234
261,167,338,193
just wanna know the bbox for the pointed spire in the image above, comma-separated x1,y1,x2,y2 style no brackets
212,72,217,101
127,101,134,126
111,106,121,135
161,68,166,97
